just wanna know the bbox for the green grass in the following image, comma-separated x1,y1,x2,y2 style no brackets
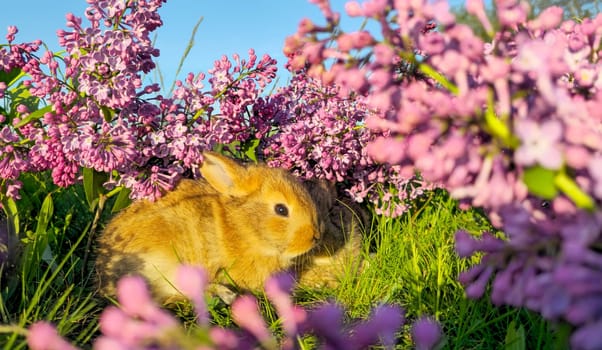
0,179,560,349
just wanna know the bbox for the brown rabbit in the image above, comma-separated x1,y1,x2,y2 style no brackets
294,179,371,289
95,152,321,303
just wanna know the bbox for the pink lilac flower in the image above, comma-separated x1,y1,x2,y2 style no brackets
571,321,602,350
27,322,78,350
514,119,563,170
264,273,308,349
24,262,437,349
528,6,564,32
176,265,209,326
95,276,182,348
589,156,602,199
116,276,177,327
260,73,424,216
466,0,493,34
231,295,276,347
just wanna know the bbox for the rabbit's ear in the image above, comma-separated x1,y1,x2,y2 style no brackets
200,152,250,196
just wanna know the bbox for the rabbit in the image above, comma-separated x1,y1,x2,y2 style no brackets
294,179,371,289
94,152,322,304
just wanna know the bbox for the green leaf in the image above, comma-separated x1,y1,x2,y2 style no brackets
554,171,595,210
504,320,526,350
111,186,132,213
418,63,459,95
7,81,40,119
21,193,55,282
101,106,115,123
0,67,23,87
14,105,52,128
241,138,260,163
35,193,54,237
83,168,108,211
2,197,19,235
522,166,558,199
484,90,519,148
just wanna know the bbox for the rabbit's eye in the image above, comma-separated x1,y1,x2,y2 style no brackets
274,203,289,217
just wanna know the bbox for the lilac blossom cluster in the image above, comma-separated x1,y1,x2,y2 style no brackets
286,0,602,348
0,0,412,214
1,0,426,216
0,0,278,202
259,73,426,216
26,266,441,349
1,1,436,345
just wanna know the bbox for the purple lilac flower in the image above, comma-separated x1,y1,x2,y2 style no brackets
412,316,443,350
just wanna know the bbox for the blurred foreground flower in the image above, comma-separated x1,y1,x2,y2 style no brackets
27,322,78,350
26,266,441,349
412,316,443,350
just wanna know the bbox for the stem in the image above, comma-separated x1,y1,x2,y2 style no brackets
168,16,204,95
554,172,595,210
0,325,27,336
418,63,459,95
484,89,519,148
1,196,21,275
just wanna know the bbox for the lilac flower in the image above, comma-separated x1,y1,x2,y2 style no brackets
350,304,405,349
77,121,138,173
496,0,530,29
462,264,495,299
466,0,493,34
176,265,209,326
5,25,18,43
345,1,364,17
261,73,422,216
528,6,564,31
571,321,602,350
514,119,564,170
231,295,277,348
95,276,183,349
412,316,443,350
264,273,307,343
588,155,602,200
307,304,348,348
337,31,374,52
455,230,506,258
116,276,177,327
27,322,78,350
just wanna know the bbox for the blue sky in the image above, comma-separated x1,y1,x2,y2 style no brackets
0,1,352,90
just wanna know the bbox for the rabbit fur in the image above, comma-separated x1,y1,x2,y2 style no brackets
295,179,371,288
95,152,322,303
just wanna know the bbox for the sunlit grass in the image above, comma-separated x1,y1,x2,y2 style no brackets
0,182,558,349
